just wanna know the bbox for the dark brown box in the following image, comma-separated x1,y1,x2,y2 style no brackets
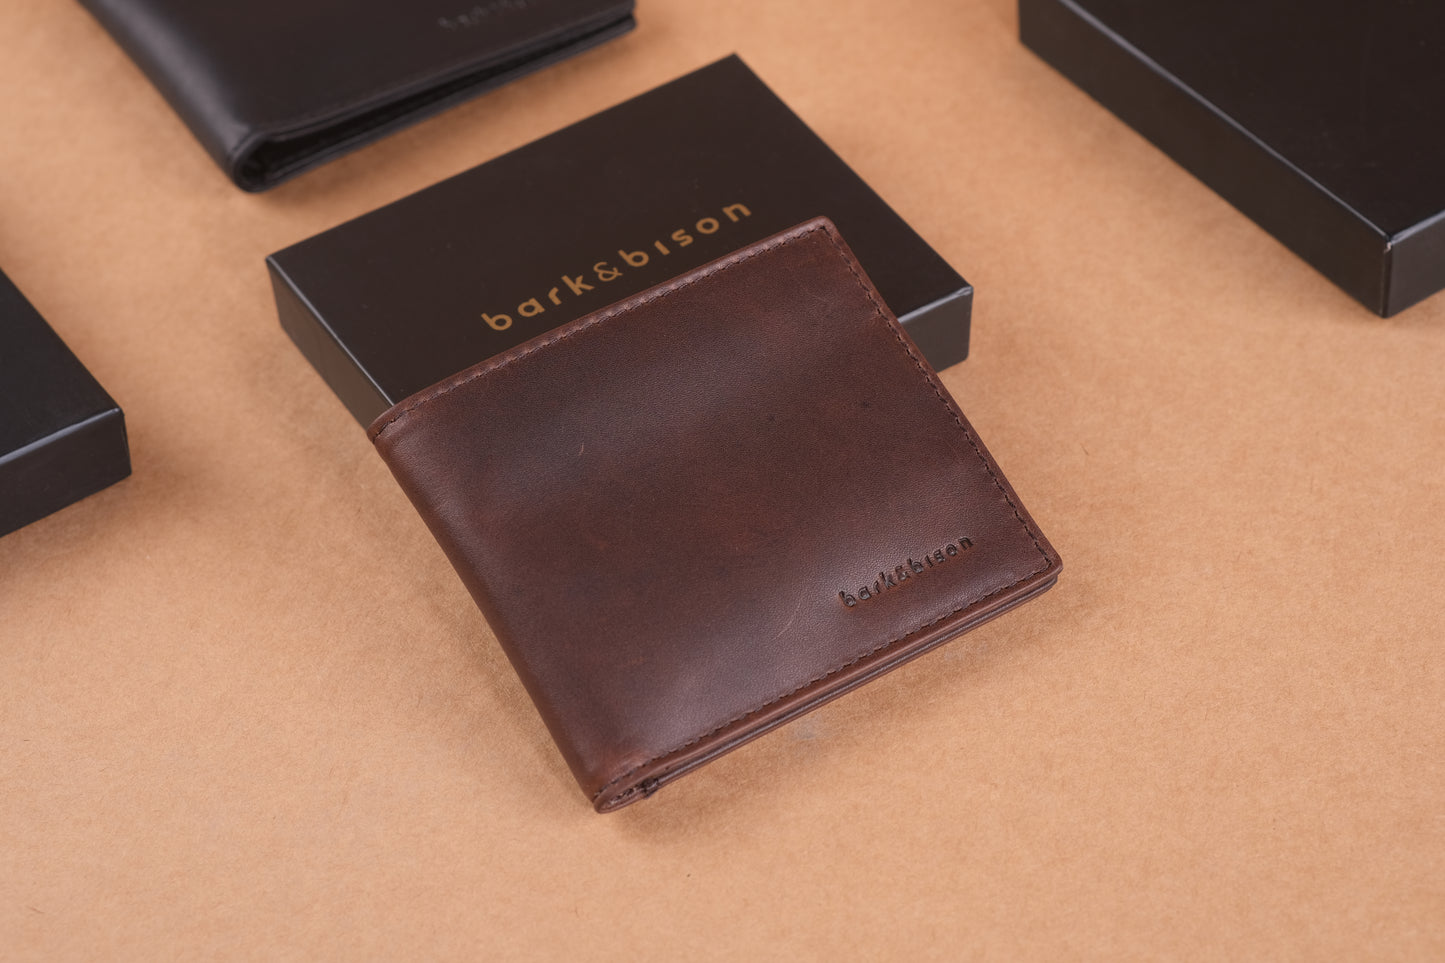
0,269,130,537
268,56,973,426
1022,0,1445,316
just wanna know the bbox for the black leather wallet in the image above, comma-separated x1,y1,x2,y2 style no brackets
79,0,636,191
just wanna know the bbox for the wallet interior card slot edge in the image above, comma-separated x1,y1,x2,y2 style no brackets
368,217,1062,812
590,566,1061,811
234,10,637,191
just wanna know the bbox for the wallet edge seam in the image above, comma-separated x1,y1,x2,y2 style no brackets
593,560,1056,810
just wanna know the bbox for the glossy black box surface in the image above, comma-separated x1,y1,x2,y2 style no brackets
268,55,972,427
1021,0,1445,316
0,269,130,538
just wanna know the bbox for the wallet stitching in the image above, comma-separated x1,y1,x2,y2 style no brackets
815,229,1053,568
594,562,1050,808
365,218,1053,807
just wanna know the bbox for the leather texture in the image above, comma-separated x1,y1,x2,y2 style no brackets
370,218,1062,811
79,0,635,191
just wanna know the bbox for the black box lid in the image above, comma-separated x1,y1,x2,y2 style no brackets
0,269,130,538
1021,0,1445,316
268,55,972,427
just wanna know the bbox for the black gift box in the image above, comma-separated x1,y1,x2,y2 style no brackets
1021,0,1445,317
267,55,973,427
0,269,130,538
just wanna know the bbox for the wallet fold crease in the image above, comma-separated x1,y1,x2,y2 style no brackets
79,0,636,190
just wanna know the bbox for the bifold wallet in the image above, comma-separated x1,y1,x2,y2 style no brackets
370,218,1061,811
79,0,635,191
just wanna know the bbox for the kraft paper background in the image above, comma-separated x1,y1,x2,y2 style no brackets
2,0,1441,958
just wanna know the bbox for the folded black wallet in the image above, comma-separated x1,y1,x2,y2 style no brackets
79,0,636,191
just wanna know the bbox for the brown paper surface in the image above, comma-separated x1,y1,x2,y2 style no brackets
2,0,1441,958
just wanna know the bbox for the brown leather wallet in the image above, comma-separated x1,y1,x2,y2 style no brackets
370,218,1061,811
